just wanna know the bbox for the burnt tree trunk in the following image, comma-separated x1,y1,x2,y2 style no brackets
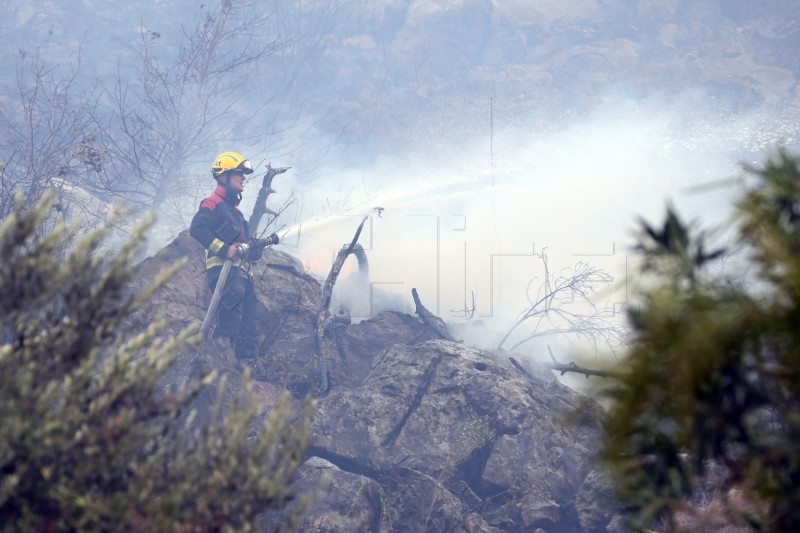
248,164,289,237
315,214,371,392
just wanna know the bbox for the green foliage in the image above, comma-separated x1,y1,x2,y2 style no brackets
0,193,311,532
602,150,800,532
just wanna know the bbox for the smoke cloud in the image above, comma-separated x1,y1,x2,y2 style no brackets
269,91,798,353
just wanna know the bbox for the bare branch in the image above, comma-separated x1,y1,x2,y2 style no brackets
544,361,621,379
498,250,629,354
0,42,104,234
91,0,287,251
543,346,621,379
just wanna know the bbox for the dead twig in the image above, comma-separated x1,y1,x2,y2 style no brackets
544,346,621,379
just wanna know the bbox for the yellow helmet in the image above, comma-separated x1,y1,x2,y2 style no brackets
211,151,254,179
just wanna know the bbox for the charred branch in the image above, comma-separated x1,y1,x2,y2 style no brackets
316,213,374,391
544,361,621,379
412,288,455,341
248,163,289,237
544,347,621,379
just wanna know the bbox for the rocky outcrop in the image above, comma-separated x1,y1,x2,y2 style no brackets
136,230,613,532
309,340,604,532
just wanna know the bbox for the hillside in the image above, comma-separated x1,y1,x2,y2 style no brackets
3,0,798,160
134,231,615,532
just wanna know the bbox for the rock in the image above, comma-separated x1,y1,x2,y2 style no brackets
296,457,386,533
521,494,561,529
576,467,619,533
310,341,604,531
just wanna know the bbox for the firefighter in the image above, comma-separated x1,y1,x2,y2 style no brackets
190,151,278,360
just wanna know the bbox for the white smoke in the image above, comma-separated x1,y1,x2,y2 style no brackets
274,93,798,343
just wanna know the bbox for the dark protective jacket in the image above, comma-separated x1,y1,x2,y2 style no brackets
190,184,262,359
190,185,260,275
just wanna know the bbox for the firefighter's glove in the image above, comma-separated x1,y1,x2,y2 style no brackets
225,242,249,260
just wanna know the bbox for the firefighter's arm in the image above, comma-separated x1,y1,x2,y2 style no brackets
190,208,237,260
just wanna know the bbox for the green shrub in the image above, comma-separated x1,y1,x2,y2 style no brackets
0,194,310,532
602,150,800,532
